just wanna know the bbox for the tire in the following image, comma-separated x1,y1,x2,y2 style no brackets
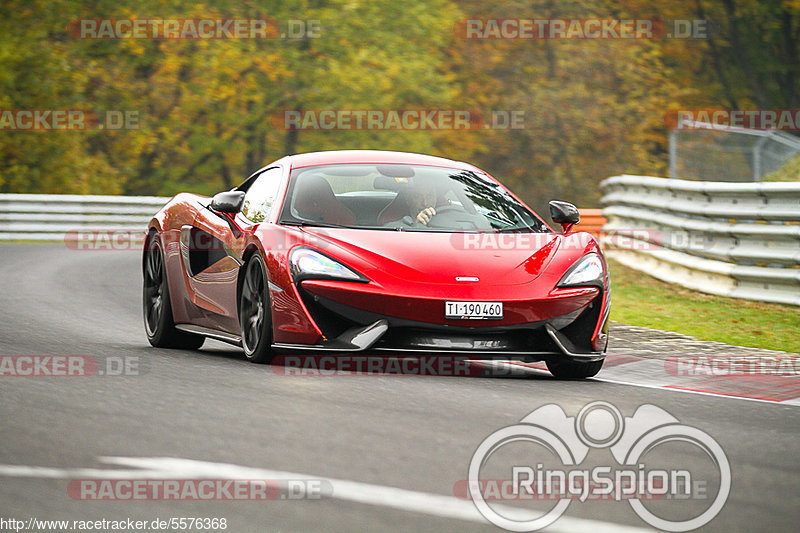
143,234,205,350
239,252,274,364
546,359,604,379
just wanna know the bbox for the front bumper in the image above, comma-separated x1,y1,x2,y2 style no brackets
272,285,607,363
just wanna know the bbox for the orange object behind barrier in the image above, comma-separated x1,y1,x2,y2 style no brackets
577,209,606,237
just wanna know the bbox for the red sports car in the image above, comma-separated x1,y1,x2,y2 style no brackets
143,150,609,378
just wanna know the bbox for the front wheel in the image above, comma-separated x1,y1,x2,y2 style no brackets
239,252,274,364
546,359,604,379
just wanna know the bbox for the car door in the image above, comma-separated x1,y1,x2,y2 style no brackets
180,167,283,334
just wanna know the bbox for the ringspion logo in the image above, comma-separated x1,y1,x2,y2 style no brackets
466,401,730,531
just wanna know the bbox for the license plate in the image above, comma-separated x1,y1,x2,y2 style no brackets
445,301,503,319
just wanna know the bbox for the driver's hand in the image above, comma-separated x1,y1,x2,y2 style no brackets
415,207,436,225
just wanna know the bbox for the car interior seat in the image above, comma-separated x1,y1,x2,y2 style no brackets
293,174,356,226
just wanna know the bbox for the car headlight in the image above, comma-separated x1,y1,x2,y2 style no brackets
290,247,366,282
557,253,604,288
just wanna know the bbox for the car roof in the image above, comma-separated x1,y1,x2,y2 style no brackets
284,150,480,172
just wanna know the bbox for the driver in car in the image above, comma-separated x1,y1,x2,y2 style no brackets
379,179,440,226
407,180,438,225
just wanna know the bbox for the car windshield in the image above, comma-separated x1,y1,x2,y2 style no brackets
277,163,548,232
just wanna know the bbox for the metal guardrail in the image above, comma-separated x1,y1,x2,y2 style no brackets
0,193,606,240
0,194,170,241
600,175,800,306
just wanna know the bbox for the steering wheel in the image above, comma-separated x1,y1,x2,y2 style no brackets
389,205,476,229
426,204,477,229
431,204,465,215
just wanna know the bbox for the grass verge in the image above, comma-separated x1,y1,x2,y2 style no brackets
608,259,800,353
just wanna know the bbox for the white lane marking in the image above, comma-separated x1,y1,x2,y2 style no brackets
594,359,677,387
0,456,653,533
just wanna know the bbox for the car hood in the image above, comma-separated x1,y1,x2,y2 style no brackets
296,227,562,286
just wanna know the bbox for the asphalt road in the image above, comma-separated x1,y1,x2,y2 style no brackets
0,243,798,532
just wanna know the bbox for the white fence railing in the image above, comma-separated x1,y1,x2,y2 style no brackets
4,188,799,307
600,175,800,306
0,193,170,241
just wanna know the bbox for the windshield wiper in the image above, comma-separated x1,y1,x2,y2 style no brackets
495,226,536,233
281,220,349,229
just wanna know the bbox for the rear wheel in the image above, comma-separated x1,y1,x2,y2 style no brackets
546,359,604,379
239,252,274,364
143,234,205,349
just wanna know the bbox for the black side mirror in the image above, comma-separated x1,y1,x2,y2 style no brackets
210,191,245,213
549,200,580,233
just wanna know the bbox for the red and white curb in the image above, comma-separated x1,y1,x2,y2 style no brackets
598,353,800,405
510,353,800,405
